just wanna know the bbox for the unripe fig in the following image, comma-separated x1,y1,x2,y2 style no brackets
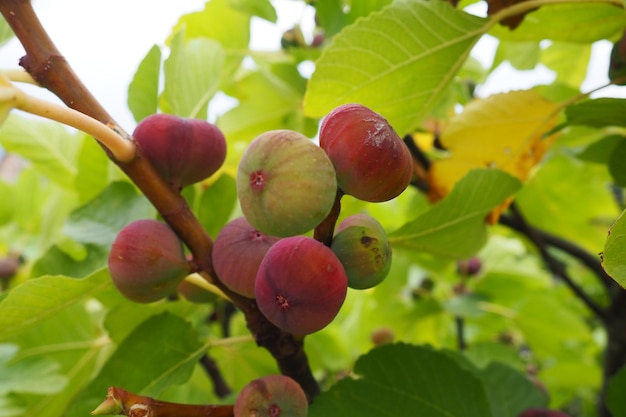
234,375,308,417
212,216,281,298
177,279,217,304
319,103,413,202
331,213,391,289
237,130,337,237
108,219,190,303
255,236,347,335
132,114,227,189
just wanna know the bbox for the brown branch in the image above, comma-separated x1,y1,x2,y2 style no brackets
499,204,609,323
91,386,234,417
313,189,344,246
0,0,319,402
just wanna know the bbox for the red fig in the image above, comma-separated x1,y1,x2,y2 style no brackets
237,129,337,237
319,103,413,202
212,216,280,298
108,219,190,303
234,375,308,417
331,213,391,289
255,236,347,335
133,113,227,189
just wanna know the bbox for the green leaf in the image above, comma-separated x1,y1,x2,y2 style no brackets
492,41,539,71
0,395,25,417
161,31,225,119
62,181,154,247
0,114,81,189
0,269,111,340
315,0,394,38
609,139,626,186
566,98,626,128
304,0,486,134
479,362,548,417
0,344,68,395
128,44,162,123
30,243,108,279
490,3,626,43
603,208,626,287
196,174,237,239
229,0,277,22
66,313,205,417
389,169,521,258
541,42,591,88
607,365,626,417
74,133,116,204
576,134,624,164
0,17,14,47
309,343,492,417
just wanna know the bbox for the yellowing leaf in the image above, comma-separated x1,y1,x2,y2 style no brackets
428,90,560,221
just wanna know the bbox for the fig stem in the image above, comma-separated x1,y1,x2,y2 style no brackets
7,81,136,162
184,273,232,302
313,188,344,246
91,386,234,417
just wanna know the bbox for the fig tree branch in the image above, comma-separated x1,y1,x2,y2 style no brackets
0,0,320,401
499,204,609,323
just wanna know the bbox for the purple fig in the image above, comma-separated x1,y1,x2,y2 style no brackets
234,375,308,417
133,114,227,189
212,216,280,298
255,236,347,335
108,219,190,303
319,103,413,202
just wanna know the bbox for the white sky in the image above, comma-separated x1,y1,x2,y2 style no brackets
0,0,623,131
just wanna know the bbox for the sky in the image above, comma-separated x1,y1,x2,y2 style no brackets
0,0,623,132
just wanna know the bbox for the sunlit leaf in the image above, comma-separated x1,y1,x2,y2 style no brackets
309,343,492,417
128,44,161,123
0,114,82,189
489,3,626,42
492,41,539,71
75,133,116,204
304,0,486,135
314,0,394,38
0,269,111,340
541,42,591,88
0,344,68,395
602,208,626,287
0,394,25,417
161,30,225,119
66,313,205,417
229,0,277,22
428,90,560,211
389,169,521,259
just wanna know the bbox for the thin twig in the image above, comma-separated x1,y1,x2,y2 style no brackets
500,204,609,323
199,354,232,399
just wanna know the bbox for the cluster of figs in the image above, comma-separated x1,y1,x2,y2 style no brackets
107,103,413,416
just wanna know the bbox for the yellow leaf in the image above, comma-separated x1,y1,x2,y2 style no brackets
427,90,560,222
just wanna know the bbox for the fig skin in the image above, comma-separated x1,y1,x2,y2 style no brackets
132,113,227,190
331,213,392,290
212,216,281,298
255,236,348,336
236,129,338,237
319,103,413,202
108,219,190,303
234,375,308,417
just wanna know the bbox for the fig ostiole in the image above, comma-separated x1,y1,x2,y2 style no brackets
108,219,190,303
319,103,413,202
254,236,347,336
237,129,338,237
234,374,308,417
331,213,392,290
212,216,281,298
132,113,227,190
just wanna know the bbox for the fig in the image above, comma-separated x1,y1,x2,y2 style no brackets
457,257,482,277
319,103,413,202
108,219,190,303
237,129,337,237
330,213,391,289
255,236,347,335
234,374,308,417
132,113,227,189
212,216,281,298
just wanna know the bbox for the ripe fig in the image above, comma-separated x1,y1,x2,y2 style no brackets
108,219,190,303
319,103,413,202
212,216,281,298
457,257,482,277
237,129,337,237
330,213,391,289
234,375,308,417
132,113,227,189
255,236,347,335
